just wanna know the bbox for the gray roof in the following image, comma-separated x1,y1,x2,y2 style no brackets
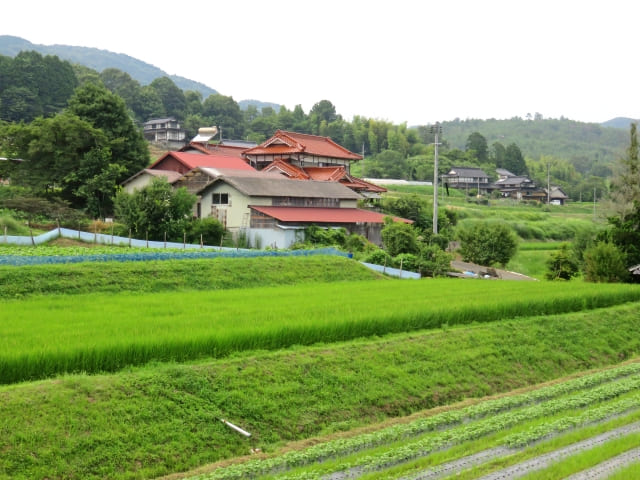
496,168,516,177
203,175,362,200
445,166,489,177
495,176,534,187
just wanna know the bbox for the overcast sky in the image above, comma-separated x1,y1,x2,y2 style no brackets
3,0,639,125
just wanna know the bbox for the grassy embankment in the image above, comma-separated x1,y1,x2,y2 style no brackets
0,255,380,298
2,303,640,479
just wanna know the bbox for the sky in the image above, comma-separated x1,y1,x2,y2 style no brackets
3,0,639,126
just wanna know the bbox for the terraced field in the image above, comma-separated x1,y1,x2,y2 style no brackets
188,362,640,479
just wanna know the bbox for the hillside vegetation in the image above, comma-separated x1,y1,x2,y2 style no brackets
439,117,627,171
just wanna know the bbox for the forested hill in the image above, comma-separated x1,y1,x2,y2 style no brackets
438,117,630,171
0,35,217,99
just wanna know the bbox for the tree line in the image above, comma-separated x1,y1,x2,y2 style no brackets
0,49,614,207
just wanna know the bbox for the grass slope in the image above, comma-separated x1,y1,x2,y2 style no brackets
2,303,640,479
0,255,381,299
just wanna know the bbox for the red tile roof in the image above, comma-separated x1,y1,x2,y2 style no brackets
250,206,411,224
244,130,363,161
262,159,310,179
149,152,254,171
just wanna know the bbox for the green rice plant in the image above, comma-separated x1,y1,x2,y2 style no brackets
2,280,640,384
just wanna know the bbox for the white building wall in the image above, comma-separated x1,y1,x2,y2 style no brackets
248,228,302,250
123,174,154,194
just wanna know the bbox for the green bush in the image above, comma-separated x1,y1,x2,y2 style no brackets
545,244,579,281
187,217,224,246
363,249,392,266
583,242,630,283
417,244,453,277
0,215,29,235
393,253,419,272
457,221,518,267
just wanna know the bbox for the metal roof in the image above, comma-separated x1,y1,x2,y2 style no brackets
205,176,362,199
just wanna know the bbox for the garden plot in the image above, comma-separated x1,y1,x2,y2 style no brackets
190,362,640,480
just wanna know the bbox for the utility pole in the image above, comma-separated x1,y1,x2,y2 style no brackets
546,162,550,205
430,123,442,234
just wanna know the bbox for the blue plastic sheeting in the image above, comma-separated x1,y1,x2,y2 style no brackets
0,228,348,266
360,262,421,279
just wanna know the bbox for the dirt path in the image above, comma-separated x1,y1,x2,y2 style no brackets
473,421,640,480
564,446,640,479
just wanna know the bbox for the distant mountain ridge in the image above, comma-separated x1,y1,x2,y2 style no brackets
600,117,639,129
0,35,219,99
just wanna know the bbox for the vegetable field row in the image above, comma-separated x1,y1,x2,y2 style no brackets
192,362,640,479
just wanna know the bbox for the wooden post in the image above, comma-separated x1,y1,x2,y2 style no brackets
29,222,35,246
3,225,7,243
183,232,186,249
111,224,114,245
164,231,167,249
128,229,132,248
200,233,203,248
146,231,149,248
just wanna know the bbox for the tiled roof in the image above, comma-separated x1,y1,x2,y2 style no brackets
305,166,347,182
149,152,254,171
204,176,362,199
445,166,489,177
262,159,310,179
243,130,363,160
250,206,411,224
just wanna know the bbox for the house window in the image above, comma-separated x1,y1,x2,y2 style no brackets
212,193,229,205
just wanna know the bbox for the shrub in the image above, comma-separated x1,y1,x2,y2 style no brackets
363,249,392,266
393,253,419,272
457,221,518,267
545,244,579,281
187,217,225,246
583,242,629,283
381,219,419,256
417,244,453,277
0,215,29,235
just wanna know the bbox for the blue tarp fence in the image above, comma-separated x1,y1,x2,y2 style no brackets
0,227,348,266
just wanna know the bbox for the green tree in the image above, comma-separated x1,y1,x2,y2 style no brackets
583,242,629,283
457,221,518,266
545,244,579,280
202,94,244,139
504,143,528,176
490,141,507,169
416,244,452,277
381,219,419,256
149,77,186,121
114,177,196,241
67,82,150,181
3,112,107,197
465,132,488,163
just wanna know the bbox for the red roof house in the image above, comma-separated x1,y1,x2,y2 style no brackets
148,151,254,175
243,130,362,170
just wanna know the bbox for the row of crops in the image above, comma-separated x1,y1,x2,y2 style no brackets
190,362,640,479
2,280,640,384
0,244,346,265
